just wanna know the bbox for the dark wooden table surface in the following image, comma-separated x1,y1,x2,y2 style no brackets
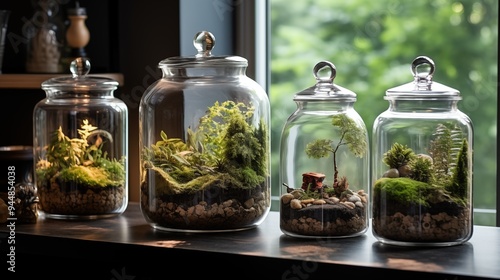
1,202,499,279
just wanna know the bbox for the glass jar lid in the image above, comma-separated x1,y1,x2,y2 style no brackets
294,60,356,101
158,31,247,69
385,56,460,100
41,57,119,91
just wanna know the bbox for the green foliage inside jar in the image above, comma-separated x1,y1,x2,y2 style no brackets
35,119,126,188
142,100,269,196
377,123,470,203
372,123,472,243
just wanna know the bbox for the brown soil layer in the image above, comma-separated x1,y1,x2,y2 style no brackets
38,181,125,215
372,200,471,242
141,183,270,230
280,203,367,237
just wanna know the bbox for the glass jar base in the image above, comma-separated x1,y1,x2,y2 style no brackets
374,237,467,247
40,212,123,220
151,224,258,233
281,228,367,239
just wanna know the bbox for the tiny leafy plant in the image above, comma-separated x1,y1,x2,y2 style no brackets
36,120,126,188
382,143,416,169
142,100,269,195
305,114,367,194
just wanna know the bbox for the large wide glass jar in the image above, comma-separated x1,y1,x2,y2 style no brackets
139,31,271,232
279,61,370,238
371,56,473,246
33,58,128,220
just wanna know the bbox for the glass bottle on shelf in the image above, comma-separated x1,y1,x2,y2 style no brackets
139,31,271,232
26,0,65,73
371,56,473,246
33,57,128,220
279,61,370,238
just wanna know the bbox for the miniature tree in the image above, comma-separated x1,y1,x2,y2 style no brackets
429,123,464,186
305,114,367,192
447,138,469,199
428,123,452,180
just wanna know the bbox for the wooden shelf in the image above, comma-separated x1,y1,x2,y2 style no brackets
0,73,124,89
2,202,500,279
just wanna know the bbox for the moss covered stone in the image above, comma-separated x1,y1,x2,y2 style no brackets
374,177,448,208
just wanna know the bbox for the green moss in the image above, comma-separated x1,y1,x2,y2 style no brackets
58,165,121,187
374,177,441,207
374,177,469,209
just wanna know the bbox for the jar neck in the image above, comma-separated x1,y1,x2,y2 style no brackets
161,66,246,78
388,99,459,113
45,89,114,98
297,100,355,111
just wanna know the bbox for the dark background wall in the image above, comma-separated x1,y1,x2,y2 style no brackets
0,0,181,202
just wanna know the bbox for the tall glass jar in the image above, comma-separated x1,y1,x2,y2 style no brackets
279,61,370,238
371,56,473,246
139,31,271,232
33,57,128,220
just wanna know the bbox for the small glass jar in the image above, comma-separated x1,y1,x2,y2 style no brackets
279,61,370,238
371,56,473,246
139,31,271,232
0,145,38,224
33,58,128,220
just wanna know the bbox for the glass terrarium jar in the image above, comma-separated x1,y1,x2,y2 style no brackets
371,56,473,246
33,57,128,220
279,61,370,238
139,31,271,232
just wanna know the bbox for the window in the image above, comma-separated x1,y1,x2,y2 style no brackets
230,0,497,226
265,0,498,226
